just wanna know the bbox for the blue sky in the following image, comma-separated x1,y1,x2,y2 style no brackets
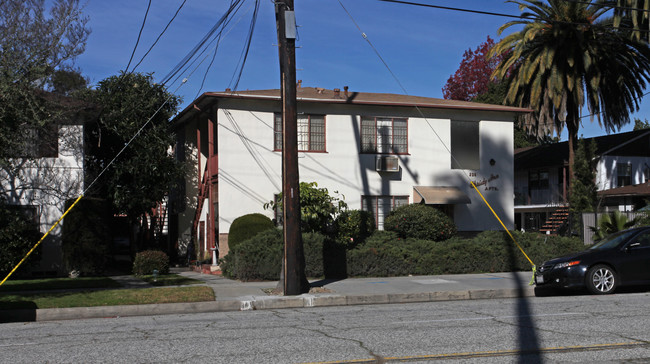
73,0,650,140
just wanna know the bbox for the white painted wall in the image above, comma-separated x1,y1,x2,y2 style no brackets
214,100,515,233
596,155,650,190
0,125,85,273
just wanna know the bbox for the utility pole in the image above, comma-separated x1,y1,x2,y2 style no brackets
275,0,307,295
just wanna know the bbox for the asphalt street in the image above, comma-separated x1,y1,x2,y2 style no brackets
2,292,650,363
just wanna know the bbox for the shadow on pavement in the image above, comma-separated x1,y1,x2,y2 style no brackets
508,242,542,364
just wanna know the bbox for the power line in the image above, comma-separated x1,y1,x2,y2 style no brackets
124,0,152,73
131,0,188,73
378,0,650,33
161,0,246,86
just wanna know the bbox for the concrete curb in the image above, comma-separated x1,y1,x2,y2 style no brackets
0,287,535,323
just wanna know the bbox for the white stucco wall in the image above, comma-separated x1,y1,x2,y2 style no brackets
0,125,85,274
596,155,650,190
214,100,515,233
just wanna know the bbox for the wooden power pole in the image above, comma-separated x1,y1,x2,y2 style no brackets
275,0,307,295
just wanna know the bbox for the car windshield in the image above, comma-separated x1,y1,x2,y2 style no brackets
590,229,639,250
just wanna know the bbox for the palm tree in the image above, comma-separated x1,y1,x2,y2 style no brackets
613,0,650,42
490,0,650,180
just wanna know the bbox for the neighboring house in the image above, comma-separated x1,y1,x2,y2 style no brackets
0,100,96,276
514,129,650,234
169,86,528,260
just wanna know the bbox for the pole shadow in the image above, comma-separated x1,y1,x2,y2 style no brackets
506,236,542,363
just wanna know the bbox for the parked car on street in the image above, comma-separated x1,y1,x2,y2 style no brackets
535,227,650,294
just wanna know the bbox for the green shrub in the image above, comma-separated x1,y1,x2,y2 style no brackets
335,209,375,247
0,199,42,276
346,230,584,277
61,197,112,275
220,229,331,281
220,228,283,281
228,213,275,250
384,204,457,241
133,250,170,276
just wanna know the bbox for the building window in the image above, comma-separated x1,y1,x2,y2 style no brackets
529,170,549,189
361,195,409,230
12,125,59,158
644,166,650,183
274,113,325,152
451,120,479,170
617,163,632,187
360,117,408,154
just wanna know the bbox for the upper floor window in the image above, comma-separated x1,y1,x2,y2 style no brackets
617,163,632,187
274,113,325,152
529,170,549,190
11,125,59,158
360,117,408,154
450,120,479,170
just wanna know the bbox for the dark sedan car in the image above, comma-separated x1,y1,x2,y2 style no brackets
535,226,650,294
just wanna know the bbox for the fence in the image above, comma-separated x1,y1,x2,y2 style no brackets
581,211,648,244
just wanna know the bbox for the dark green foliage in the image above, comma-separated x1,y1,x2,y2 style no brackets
82,72,183,220
570,138,597,214
334,209,376,247
0,199,42,276
590,211,638,241
220,229,283,281
384,204,457,241
61,197,112,275
346,230,585,277
220,227,585,280
227,213,275,250
265,181,347,233
133,250,170,276
220,229,330,281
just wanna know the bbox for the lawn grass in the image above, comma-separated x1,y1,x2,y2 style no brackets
0,286,215,309
0,277,121,292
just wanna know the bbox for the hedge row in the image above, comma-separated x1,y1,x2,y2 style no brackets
220,229,584,281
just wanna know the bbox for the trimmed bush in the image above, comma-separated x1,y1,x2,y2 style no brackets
220,229,330,281
384,204,457,241
61,197,112,275
133,250,170,275
220,228,283,281
335,209,375,247
346,230,585,277
228,213,275,250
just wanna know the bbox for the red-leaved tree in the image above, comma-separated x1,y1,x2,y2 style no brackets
442,36,505,101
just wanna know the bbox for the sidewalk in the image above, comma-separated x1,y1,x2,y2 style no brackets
1,269,536,322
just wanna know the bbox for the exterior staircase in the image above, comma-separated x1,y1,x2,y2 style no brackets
539,206,569,235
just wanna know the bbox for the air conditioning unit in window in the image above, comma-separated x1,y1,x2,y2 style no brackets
376,155,399,172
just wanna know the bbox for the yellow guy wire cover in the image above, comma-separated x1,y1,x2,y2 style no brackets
0,195,84,286
470,182,535,269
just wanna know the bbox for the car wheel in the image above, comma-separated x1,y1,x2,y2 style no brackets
586,264,617,294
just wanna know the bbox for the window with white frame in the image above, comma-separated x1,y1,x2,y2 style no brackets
274,113,325,152
360,117,408,154
361,195,409,230
617,163,632,187
450,120,479,170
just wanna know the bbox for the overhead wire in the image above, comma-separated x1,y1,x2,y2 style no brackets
378,0,650,34
228,0,261,91
161,0,246,86
124,0,152,73
130,0,189,73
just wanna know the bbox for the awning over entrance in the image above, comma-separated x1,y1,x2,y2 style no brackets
413,186,471,205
